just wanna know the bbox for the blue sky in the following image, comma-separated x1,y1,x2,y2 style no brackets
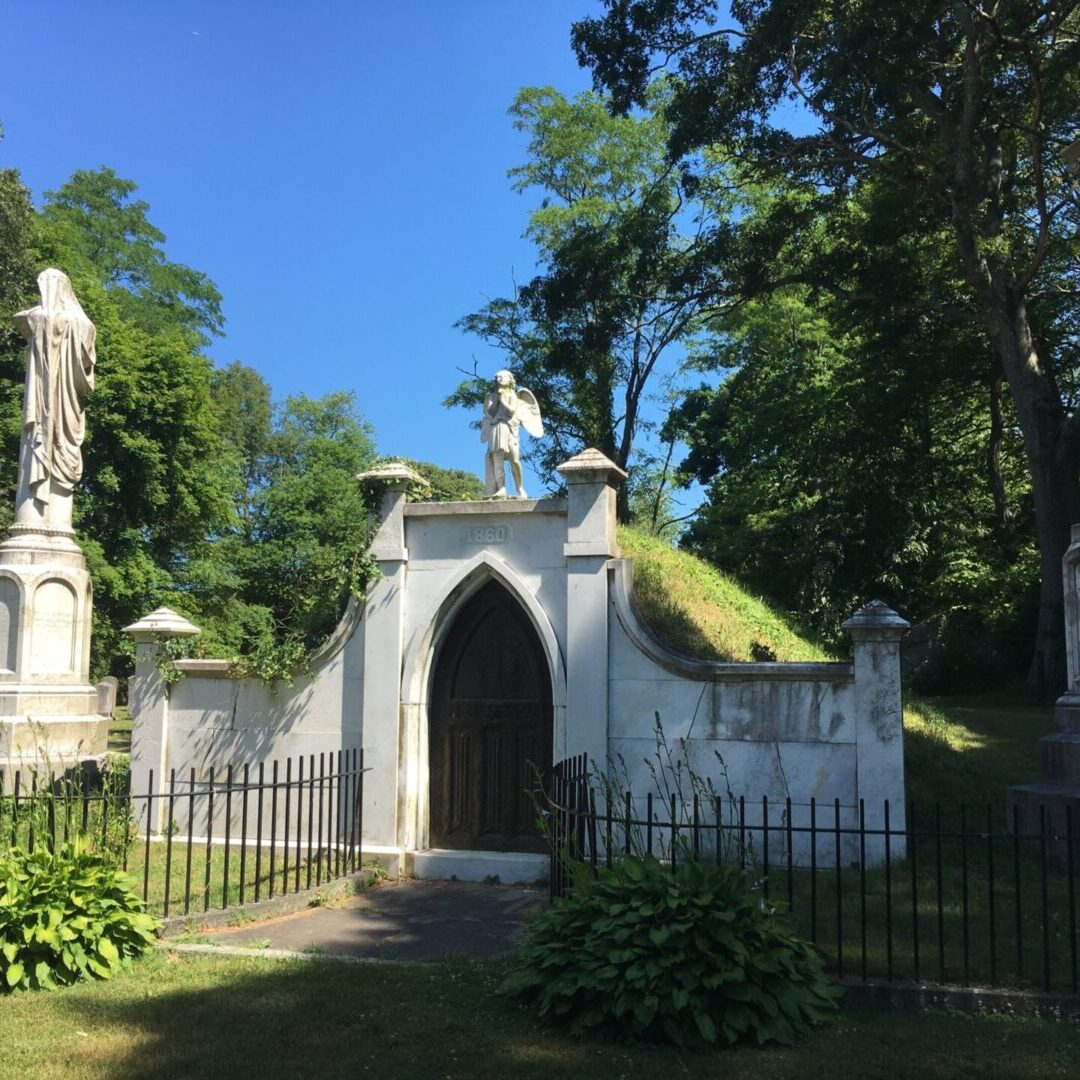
1,1,613,491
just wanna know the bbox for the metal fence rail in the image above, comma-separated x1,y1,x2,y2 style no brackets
1,748,365,919
547,754,1080,994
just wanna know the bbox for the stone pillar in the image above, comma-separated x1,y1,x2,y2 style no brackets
843,600,910,858
1010,525,1080,856
356,462,424,849
124,607,200,834
556,449,626,771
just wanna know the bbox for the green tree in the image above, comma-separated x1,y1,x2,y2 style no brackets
210,361,274,544
677,278,1036,680
2,165,445,681
0,166,33,319
0,167,35,504
0,169,238,676
40,168,223,344
245,392,378,649
450,84,733,519
578,0,1080,691
399,459,485,503
191,385,379,668
575,0,1080,690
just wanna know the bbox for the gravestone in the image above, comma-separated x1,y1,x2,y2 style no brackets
97,676,118,718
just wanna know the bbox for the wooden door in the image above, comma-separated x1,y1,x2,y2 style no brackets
429,581,553,852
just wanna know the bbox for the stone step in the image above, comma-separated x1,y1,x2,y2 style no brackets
407,848,548,885
1040,733,1080,784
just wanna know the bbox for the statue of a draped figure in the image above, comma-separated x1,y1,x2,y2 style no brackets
12,269,96,535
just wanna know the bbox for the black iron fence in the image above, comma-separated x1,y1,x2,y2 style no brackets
1,749,365,920
548,754,1080,994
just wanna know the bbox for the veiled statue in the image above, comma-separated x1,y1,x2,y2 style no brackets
481,369,543,498
12,269,96,534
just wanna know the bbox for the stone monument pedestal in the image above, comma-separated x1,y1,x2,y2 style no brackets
0,268,107,787
0,525,108,785
1009,524,1080,861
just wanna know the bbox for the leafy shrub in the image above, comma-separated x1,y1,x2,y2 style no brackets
0,841,160,992
501,855,840,1046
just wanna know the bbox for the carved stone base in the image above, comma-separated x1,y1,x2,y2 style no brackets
0,525,100,792
0,713,110,790
0,530,94,688
1008,688,1080,864
1053,693,1080,734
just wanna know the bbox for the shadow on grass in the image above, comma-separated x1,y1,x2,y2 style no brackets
18,952,1080,1080
904,692,1056,809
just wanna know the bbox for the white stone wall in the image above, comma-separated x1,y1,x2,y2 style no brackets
128,453,907,867
128,602,364,835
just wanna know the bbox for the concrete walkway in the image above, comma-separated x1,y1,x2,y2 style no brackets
200,879,545,961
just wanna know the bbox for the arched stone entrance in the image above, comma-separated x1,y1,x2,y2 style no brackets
429,580,553,852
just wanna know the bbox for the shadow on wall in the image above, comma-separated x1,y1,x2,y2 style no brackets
168,674,334,768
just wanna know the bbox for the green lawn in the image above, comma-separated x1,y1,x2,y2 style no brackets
1,951,1078,1080
0,821,351,919
905,691,1055,809
107,707,132,754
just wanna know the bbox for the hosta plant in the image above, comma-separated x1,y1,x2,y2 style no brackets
0,840,160,992
502,854,840,1046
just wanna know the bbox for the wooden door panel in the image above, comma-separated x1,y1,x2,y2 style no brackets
430,583,553,852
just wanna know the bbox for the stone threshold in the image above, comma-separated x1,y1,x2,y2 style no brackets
406,848,548,885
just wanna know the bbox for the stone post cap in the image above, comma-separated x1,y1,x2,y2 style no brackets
556,448,627,486
842,600,910,637
122,606,201,640
356,461,428,490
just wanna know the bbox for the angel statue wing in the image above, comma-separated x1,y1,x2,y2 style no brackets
516,388,544,438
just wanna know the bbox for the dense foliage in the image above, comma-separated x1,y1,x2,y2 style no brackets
0,167,424,678
673,184,1038,680
191,364,381,666
502,855,839,1046
573,0,1080,690
0,842,159,992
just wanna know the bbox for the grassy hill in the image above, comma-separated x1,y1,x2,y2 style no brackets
617,529,1054,807
617,527,833,663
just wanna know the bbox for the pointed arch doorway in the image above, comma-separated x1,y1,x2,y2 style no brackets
429,580,553,853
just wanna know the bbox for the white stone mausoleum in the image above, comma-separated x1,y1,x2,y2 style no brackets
128,451,909,881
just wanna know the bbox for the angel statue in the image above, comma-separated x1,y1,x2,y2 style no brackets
481,369,543,498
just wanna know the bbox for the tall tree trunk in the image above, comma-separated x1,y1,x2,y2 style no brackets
980,290,1080,694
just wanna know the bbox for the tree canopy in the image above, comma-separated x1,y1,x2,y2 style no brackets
0,166,472,680
449,84,734,518
573,0,1080,689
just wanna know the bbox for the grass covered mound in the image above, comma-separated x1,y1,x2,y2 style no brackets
617,527,832,663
